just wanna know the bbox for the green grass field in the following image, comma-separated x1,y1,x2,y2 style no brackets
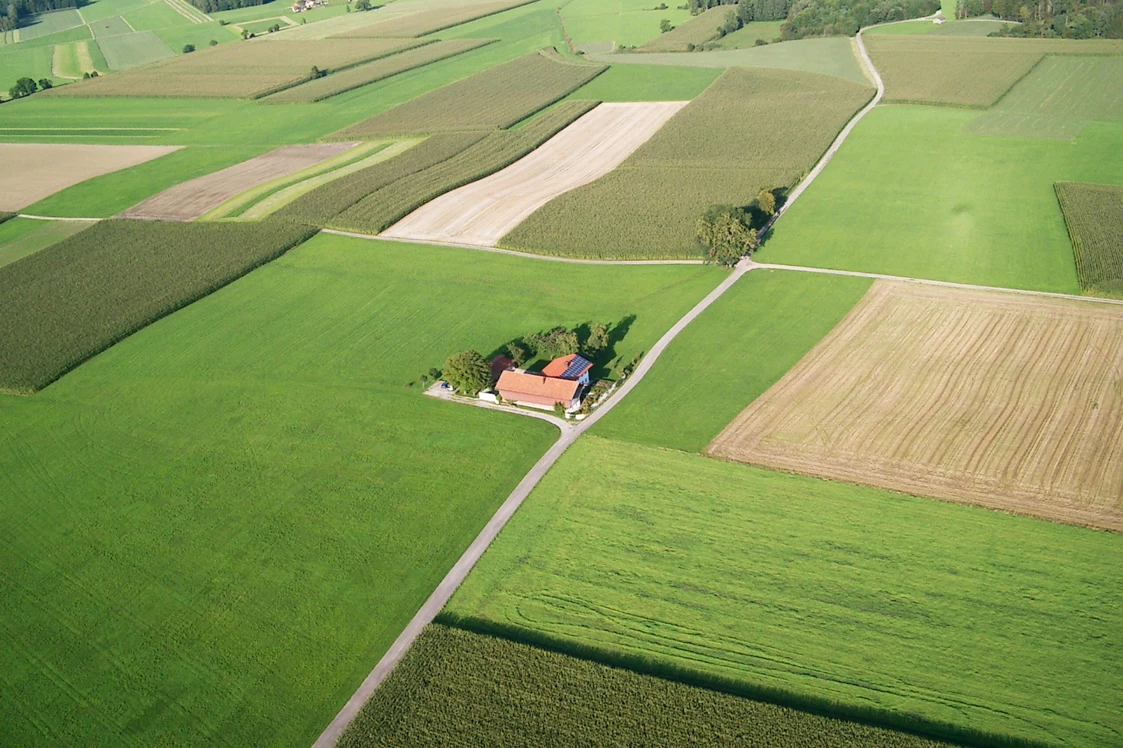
591,38,869,85
0,233,721,745
594,270,872,452
13,8,84,40
564,63,722,101
716,20,783,46
504,67,872,259
24,145,265,217
638,5,728,52
342,624,953,747
0,44,59,96
0,217,91,268
561,0,693,50
447,435,1123,747
962,56,1123,139
865,18,1008,35
97,28,176,68
759,106,1123,293
1055,181,1123,296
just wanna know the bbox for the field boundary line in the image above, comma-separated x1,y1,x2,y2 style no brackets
17,214,102,222
322,229,704,265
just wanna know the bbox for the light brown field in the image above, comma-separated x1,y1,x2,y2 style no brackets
381,101,686,246
121,143,357,221
0,143,181,211
708,280,1123,531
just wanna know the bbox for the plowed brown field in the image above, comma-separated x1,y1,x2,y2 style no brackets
708,281,1123,531
121,143,357,221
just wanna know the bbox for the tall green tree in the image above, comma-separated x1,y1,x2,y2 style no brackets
697,205,758,267
443,350,491,396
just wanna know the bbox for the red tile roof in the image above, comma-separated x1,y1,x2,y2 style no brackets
542,353,593,379
496,370,580,403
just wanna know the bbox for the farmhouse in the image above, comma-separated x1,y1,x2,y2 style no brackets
495,353,594,410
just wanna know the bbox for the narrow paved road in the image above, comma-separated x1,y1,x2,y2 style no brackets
313,15,1097,746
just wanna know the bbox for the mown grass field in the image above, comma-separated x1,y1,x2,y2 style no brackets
0,234,722,745
866,36,1123,106
760,106,1123,292
638,5,728,52
0,220,316,393
341,624,953,748
594,270,872,453
333,49,604,136
716,20,783,46
503,67,872,259
447,435,1123,747
591,38,869,85
0,217,90,268
1056,181,1123,296
560,0,692,50
332,100,598,234
274,132,486,225
337,0,533,38
24,145,265,216
97,29,176,69
962,56,1123,139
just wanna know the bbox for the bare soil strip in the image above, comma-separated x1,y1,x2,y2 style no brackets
0,143,181,211
380,102,687,247
709,280,1123,532
121,143,358,221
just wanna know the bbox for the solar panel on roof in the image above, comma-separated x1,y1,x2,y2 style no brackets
560,355,593,379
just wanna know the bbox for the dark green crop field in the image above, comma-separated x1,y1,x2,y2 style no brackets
448,436,1123,747
0,220,316,393
1056,181,1123,296
332,49,605,137
340,624,953,748
502,67,873,259
0,234,722,746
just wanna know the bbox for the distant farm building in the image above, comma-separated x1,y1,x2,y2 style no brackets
494,353,594,411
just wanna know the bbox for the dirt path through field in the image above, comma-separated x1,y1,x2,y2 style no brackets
380,102,687,247
121,143,358,222
0,143,181,211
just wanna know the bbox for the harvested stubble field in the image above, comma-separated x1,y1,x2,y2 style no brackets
866,36,1123,107
336,0,534,37
340,624,952,748
503,67,873,259
637,5,728,52
1056,182,1123,296
381,101,685,246
332,49,605,136
961,56,1123,139
122,142,358,221
273,132,486,225
333,101,599,234
265,38,494,103
710,280,1123,532
0,142,180,210
48,38,425,98
0,234,722,746
0,220,316,393
594,270,872,452
447,435,1123,747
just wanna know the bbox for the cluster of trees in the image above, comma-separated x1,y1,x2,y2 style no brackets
696,188,778,266
683,0,939,37
8,76,51,100
187,0,263,14
958,0,1123,37
0,0,75,31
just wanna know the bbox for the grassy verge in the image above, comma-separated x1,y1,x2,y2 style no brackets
0,220,317,392
331,100,599,234
446,435,1123,747
340,624,953,747
593,270,872,452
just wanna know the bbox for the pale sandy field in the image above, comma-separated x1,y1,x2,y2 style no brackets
121,143,357,221
709,280,1123,531
380,101,687,247
0,143,181,212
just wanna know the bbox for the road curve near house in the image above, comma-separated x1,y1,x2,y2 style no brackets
312,23,897,748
